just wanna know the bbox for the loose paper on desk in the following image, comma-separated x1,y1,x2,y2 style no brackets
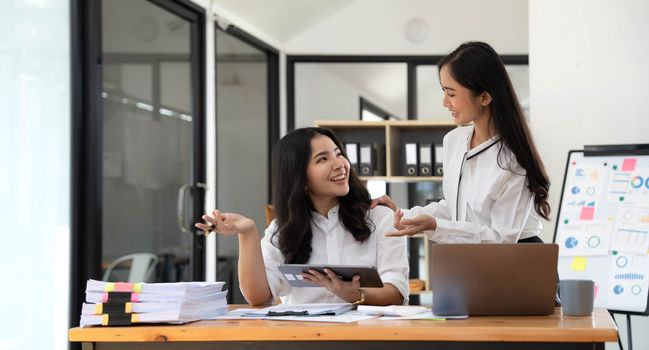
377,311,467,320
212,308,373,323
262,312,375,323
242,303,354,317
357,305,428,317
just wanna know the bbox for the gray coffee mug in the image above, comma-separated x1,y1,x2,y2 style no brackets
557,279,594,316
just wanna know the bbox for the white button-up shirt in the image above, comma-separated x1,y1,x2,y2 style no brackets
261,205,409,304
404,125,542,243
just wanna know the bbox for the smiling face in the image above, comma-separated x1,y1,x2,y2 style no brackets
439,64,492,126
305,134,351,207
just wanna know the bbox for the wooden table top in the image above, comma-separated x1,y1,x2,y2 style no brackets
69,307,618,343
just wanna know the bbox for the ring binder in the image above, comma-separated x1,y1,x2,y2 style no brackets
404,143,419,176
419,143,433,176
434,145,444,175
345,143,360,174
359,143,373,176
373,143,386,176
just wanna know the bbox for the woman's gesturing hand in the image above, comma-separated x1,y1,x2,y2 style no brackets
195,209,256,236
385,208,437,237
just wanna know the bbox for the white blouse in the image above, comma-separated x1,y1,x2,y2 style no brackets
404,125,542,243
260,205,409,304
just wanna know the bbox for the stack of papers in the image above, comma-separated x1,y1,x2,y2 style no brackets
79,279,228,327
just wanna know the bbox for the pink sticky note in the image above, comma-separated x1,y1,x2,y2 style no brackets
622,158,637,172
594,284,599,300
114,282,134,292
580,206,595,220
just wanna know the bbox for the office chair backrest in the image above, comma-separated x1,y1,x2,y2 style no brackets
264,204,276,226
102,253,159,283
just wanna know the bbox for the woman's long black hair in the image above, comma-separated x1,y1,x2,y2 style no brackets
439,41,551,220
271,127,374,264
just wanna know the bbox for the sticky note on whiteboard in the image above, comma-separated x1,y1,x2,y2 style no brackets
622,158,637,172
579,206,595,220
570,257,587,271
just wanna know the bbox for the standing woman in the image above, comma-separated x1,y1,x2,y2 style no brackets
197,127,409,306
374,41,551,243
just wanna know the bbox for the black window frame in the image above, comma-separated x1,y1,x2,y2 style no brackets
359,96,399,121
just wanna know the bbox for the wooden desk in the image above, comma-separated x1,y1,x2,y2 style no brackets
69,307,618,350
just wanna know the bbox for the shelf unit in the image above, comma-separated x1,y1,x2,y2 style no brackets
315,120,456,181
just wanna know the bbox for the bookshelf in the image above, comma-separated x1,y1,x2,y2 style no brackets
315,120,456,182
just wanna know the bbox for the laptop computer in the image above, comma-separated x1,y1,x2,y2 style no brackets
430,243,558,316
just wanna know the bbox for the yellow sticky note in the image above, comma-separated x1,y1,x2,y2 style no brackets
570,257,587,271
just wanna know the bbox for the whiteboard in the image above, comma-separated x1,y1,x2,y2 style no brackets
554,149,649,314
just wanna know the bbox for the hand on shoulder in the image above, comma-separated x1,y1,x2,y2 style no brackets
370,195,397,211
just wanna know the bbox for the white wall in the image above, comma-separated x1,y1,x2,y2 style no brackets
0,0,70,349
287,0,528,55
529,1,649,348
295,63,407,127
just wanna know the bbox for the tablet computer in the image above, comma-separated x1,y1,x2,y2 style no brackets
278,264,384,288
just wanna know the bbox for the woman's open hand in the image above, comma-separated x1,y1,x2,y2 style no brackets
385,209,437,237
195,210,256,236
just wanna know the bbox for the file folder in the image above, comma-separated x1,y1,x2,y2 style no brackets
373,143,386,176
419,143,433,176
359,143,373,176
404,143,419,176
345,143,359,174
434,145,444,175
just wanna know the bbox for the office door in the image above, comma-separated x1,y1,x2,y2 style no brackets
213,25,279,302
100,0,205,282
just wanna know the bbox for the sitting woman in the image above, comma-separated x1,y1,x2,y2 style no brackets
196,127,409,306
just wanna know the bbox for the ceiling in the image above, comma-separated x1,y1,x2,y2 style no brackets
212,0,358,43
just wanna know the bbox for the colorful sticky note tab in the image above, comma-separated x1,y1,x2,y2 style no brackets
622,158,637,172
570,257,587,271
114,282,134,292
594,284,599,300
580,206,595,220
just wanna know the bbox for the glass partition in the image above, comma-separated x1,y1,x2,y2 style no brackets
101,0,198,282
215,27,270,303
